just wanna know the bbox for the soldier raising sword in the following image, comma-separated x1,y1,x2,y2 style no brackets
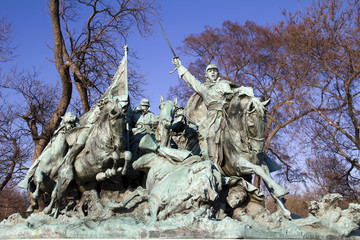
159,21,239,168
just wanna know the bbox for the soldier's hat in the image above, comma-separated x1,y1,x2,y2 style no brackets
140,98,150,106
206,64,218,72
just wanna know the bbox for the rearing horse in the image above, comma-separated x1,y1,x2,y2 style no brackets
28,98,129,216
222,92,291,219
185,90,291,219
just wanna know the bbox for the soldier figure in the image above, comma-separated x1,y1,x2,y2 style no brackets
129,98,157,161
18,112,78,190
172,58,238,168
171,106,201,156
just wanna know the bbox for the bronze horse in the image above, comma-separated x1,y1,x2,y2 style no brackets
155,95,178,147
28,98,128,216
185,90,291,219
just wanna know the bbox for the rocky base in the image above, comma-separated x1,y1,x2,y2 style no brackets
1,193,359,239
1,211,359,239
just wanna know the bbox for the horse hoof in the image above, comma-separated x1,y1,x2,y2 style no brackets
18,179,28,189
124,151,132,161
282,209,292,220
96,172,107,181
105,168,116,177
26,206,34,213
273,186,289,198
43,206,52,215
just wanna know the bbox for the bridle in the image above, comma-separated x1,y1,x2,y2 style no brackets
95,103,124,151
243,100,265,154
158,101,175,128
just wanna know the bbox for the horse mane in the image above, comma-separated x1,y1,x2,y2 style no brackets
225,93,254,153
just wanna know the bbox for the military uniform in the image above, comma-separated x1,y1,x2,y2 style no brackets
129,99,157,161
176,63,238,167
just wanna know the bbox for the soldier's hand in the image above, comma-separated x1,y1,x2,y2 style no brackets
172,57,181,67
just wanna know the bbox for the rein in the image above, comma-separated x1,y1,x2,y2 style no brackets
243,101,265,153
226,96,265,155
95,107,123,151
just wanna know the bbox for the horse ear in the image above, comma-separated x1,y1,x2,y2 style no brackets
160,95,164,103
261,99,271,108
174,98,178,106
247,101,255,112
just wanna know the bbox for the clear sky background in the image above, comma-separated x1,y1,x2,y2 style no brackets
0,0,312,115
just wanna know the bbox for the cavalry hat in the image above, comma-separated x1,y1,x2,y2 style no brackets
140,98,150,106
206,64,218,72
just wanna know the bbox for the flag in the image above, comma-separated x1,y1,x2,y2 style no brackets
79,45,129,125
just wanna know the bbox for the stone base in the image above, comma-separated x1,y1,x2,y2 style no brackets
1,211,359,239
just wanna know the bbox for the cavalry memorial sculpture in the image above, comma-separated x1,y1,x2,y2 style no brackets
1,46,359,239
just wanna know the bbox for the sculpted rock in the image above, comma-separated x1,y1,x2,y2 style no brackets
130,134,223,221
305,193,360,236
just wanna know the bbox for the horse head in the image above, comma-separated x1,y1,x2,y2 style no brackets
158,95,177,128
98,97,127,151
243,97,270,155
227,93,270,164
156,95,178,146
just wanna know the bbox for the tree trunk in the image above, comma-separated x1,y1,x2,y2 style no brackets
30,0,73,162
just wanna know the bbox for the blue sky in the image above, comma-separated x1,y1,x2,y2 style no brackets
0,0,312,115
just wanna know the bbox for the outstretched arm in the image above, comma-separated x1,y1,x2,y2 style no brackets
172,58,206,97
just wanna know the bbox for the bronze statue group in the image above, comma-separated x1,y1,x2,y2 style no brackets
18,57,291,221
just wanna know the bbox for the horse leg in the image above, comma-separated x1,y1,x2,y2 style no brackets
120,186,146,208
235,157,288,197
75,192,86,217
121,151,132,175
27,170,44,213
97,150,132,181
260,164,292,219
107,186,145,210
102,152,119,179
56,165,74,204
96,154,118,181
270,192,292,220
149,194,160,221
43,180,59,215
54,201,60,218
44,164,73,216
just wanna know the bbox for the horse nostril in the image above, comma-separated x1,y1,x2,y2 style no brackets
110,107,121,117
162,119,171,128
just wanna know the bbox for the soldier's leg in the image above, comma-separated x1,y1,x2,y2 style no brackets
64,130,88,165
206,136,220,165
52,130,88,212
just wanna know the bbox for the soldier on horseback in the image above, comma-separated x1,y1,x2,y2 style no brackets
18,112,78,190
172,58,238,168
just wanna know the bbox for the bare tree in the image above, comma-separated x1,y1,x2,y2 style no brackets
0,69,57,191
170,0,360,197
0,18,32,192
25,0,160,160
284,0,360,198
0,108,31,192
0,18,15,66
0,184,30,220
